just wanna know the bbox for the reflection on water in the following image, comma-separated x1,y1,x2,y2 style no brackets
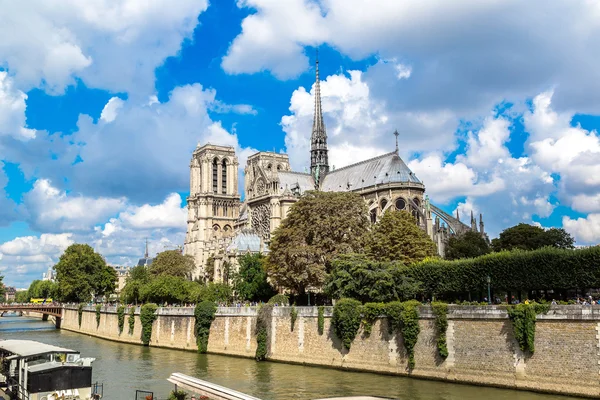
0,316,579,400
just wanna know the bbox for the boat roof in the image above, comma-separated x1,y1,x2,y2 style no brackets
0,340,77,358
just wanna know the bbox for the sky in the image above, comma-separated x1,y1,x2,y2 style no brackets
1,0,600,288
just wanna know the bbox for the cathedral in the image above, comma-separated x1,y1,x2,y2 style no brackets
184,59,485,281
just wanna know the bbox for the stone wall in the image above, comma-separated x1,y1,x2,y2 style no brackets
61,305,600,398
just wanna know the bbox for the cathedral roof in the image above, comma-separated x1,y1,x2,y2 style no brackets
320,151,421,192
278,171,315,194
226,230,263,253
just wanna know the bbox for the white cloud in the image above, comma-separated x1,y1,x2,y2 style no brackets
23,179,126,232
100,97,125,123
118,193,186,230
563,214,600,245
0,72,36,139
0,0,208,94
0,233,73,256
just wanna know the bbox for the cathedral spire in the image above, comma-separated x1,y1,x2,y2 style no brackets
144,238,149,259
310,49,329,185
394,130,399,154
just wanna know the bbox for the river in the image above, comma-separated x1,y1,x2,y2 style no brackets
0,315,579,400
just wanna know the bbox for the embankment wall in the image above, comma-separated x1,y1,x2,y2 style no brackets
61,305,600,398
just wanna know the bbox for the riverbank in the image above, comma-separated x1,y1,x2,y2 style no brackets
61,305,600,398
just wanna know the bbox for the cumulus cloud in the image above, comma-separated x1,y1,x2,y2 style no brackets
116,193,186,230
0,0,208,95
100,97,125,123
563,214,600,245
0,72,36,140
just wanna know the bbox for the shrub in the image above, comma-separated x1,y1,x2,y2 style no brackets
386,300,420,369
117,305,125,335
507,303,550,354
77,304,83,328
140,303,158,346
317,306,325,335
431,302,448,358
267,294,289,306
290,305,298,332
95,304,102,328
195,301,217,353
255,305,273,361
362,302,385,336
128,307,135,335
168,389,187,400
332,298,362,350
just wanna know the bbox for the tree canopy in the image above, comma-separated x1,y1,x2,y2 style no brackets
491,223,575,252
149,250,196,278
54,244,117,302
267,191,370,295
445,230,491,260
26,280,58,300
366,210,437,265
233,254,276,302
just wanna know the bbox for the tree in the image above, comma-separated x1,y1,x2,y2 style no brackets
121,265,150,304
445,230,491,260
54,244,117,302
149,250,195,278
27,280,57,299
198,283,233,303
15,291,28,303
233,254,276,302
491,223,575,252
366,210,437,265
140,275,200,304
325,254,422,303
267,191,370,295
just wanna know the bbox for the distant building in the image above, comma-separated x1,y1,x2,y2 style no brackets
4,286,16,302
112,265,131,293
42,267,56,282
137,239,154,267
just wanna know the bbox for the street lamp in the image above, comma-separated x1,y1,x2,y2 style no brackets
486,275,491,305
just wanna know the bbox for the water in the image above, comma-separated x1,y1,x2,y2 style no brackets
0,316,578,400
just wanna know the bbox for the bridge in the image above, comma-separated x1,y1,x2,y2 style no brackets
0,304,63,327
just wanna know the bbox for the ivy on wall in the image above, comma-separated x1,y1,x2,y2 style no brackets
332,298,362,350
507,303,550,354
195,301,217,353
431,302,448,358
255,304,273,361
362,303,385,336
95,304,102,328
140,303,158,346
290,306,298,332
128,307,135,335
386,300,420,370
117,305,125,335
317,306,325,335
78,304,83,328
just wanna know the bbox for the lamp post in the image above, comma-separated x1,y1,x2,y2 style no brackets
486,275,492,305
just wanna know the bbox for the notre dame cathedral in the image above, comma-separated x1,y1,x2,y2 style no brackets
184,59,486,281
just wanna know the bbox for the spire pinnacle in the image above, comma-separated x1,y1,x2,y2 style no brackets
144,238,149,258
310,48,329,185
394,130,399,154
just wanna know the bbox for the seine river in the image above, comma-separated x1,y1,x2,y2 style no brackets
0,316,579,400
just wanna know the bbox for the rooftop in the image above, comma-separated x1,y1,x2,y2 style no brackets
0,340,77,358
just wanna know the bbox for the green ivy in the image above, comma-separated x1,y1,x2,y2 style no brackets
77,304,83,328
507,303,550,354
290,305,298,332
332,298,362,350
140,303,158,346
168,389,187,400
255,304,273,361
95,304,102,328
431,302,448,358
194,301,217,353
362,302,385,336
128,307,135,335
386,300,421,370
317,306,325,335
116,306,125,335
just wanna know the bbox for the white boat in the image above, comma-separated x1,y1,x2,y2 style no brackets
0,340,96,400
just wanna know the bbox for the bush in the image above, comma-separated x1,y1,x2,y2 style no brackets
317,306,325,335
95,304,102,328
128,307,135,335
332,299,362,350
78,304,83,328
290,305,298,332
362,302,385,336
267,294,289,306
431,302,448,358
195,301,217,353
255,305,273,361
140,303,158,346
117,305,125,335
507,303,550,353
168,389,187,400
386,300,420,369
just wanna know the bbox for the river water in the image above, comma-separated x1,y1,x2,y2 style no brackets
0,316,579,400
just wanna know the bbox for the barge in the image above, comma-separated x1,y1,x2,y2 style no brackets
0,340,96,400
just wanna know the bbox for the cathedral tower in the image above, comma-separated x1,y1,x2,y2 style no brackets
310,53,329,185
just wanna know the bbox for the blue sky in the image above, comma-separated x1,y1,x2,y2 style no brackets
1,0,599,288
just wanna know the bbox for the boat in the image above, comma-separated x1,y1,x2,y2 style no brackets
0,340,96,400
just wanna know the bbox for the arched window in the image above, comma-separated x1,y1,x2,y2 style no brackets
380,199,388,211
212,202,217,216
370,209,377,224
267,164,272,172
413,197,420,207
212,158,218,193
277,164,282,171
395,198,406,210
222,159,227,194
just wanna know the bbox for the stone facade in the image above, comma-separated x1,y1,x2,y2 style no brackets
61,305,600,398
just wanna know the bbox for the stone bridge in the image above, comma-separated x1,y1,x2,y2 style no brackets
0,304,63,327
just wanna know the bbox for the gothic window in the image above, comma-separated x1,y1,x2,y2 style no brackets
212,202,217,216
277,164,281,171
413,197,420,207
380,199,388,211
251,203,272,241
212,158,218,193
370,209,377,224
267,164,272,172
395,198,406,210
256,179,266,195
222,159,227,194
224,202,228,217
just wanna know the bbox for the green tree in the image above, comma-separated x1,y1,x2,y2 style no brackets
27,280,58,299
491,223,575,252
121,265,150,304
198,283,233,303
15,290,28,303
325,254,422,303
140,275,200,304
233,254,276,302
149,250,195,278
445,230,491,260
53,244,117,302
268,191,370,295
366,210,437,265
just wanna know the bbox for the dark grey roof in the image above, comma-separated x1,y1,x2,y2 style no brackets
278,171,315,194
320,152,421,192
137,257,153,267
